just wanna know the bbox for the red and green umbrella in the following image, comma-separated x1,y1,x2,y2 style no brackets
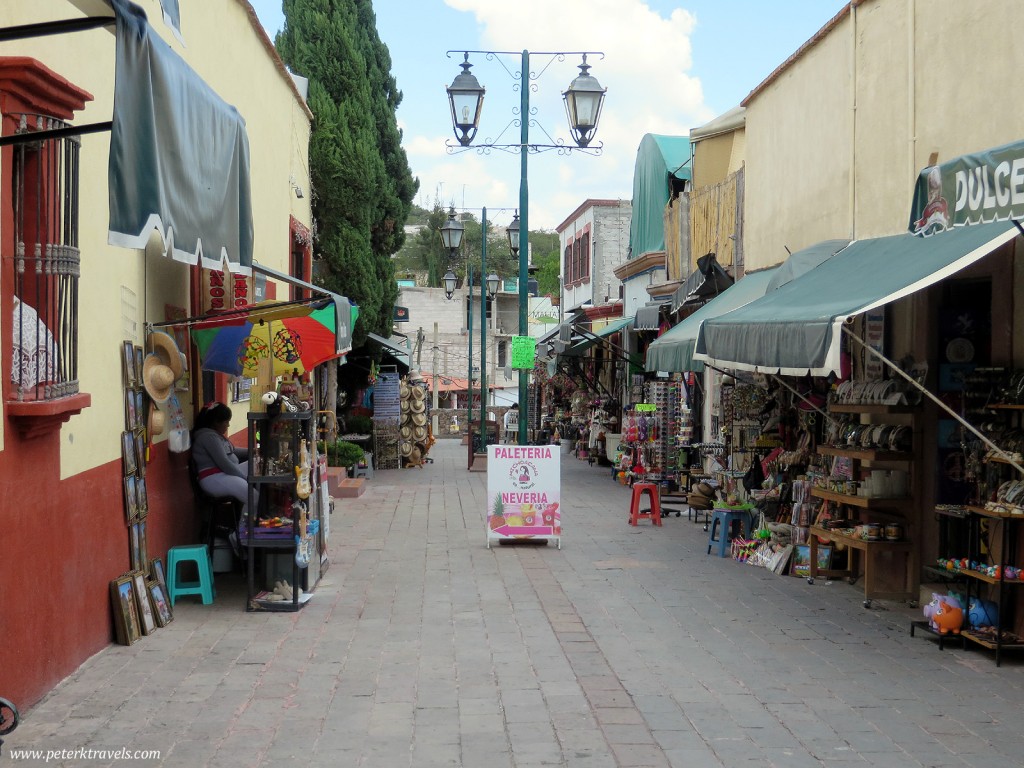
191,299,355,377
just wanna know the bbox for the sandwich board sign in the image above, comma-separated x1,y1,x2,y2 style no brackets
486,444,561,549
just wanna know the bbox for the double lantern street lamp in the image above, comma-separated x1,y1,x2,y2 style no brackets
441,206,503,442
446,49,606,444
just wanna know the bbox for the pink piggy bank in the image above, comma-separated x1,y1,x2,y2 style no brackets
933,603,963,635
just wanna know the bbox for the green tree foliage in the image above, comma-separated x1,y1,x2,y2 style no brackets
276,0,418,345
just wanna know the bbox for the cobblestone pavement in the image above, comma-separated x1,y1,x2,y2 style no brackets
10,439,1024,767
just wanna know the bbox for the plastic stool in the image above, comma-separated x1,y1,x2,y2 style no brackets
628,482,662,526
166,544,216,606
353,452,374,479
707,508,748,556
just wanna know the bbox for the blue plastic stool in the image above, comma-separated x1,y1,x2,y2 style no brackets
707,508,750,557
166,544,216,605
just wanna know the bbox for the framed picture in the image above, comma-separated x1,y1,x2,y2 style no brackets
149,557,166,590
110,575,141,646
131,571,156,635
130,522,142,571
134,346,144,387
135,390,146,431
148,579,173,627
125,389,137,430
791,544,833,577
122,340,136,388
122,431,137,476
135,477,148,519
134,429,147,476
138,520,148,566
124,475,138,523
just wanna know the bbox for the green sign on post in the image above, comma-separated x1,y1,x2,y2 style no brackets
511,336,536,370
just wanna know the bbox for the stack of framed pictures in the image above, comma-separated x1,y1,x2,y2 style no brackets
110,340,173,645
109,559,173,646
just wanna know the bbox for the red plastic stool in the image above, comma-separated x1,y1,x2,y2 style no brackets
628,482,662,526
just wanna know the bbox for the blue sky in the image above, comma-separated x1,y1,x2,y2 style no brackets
249,0,848,230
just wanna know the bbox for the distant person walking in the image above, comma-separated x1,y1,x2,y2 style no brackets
503,403,519,444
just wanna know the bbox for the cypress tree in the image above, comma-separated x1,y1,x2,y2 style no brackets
276,0,418,344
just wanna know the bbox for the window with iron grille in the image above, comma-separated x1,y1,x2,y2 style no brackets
9,113,81,403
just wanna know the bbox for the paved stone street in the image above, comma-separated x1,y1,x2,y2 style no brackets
10,439,1024,767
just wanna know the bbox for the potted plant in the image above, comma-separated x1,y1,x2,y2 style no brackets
332,440,366,477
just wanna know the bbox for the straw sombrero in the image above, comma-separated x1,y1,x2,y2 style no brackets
141,355,175,404
410,385,425,401
400,383,411,399
400,440,413,456
400,424,413,440
147,404,166,438
410,398,425,414
413,424,428,443
411,411,427,427
400,399,410,413
409,446,422,463
148,331,183,380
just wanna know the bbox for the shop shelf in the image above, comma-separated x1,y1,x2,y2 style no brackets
817,445,913,462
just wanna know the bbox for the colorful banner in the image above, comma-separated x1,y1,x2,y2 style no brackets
908,139,1024,235
487,445,561,549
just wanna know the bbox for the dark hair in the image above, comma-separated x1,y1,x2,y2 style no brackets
194,401,231,433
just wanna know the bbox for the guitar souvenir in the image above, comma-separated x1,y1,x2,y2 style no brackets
295,439,312,499
294,501,312,567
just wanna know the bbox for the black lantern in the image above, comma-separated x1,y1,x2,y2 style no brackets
443,268,457,300
446,53,485,147
506,211,520,256
486,273,500,299
439,206,464,254
562,54,606,148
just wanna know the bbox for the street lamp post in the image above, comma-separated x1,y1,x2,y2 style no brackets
446,50,606,445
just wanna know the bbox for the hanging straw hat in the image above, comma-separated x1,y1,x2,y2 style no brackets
409,445,422,464
400,424,413,440
400,399,411,413
400,383,411,399
147,403,166,438
141,354,175,404
408,369,424,385
410,398,426,414
411,411,427,427
410,385,425,401
148,331,183,380
413,424,428,443
400,440,413,456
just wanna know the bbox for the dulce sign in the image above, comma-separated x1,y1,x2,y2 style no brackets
486,445,561,549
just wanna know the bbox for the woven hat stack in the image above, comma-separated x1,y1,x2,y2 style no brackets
688,481,717,511
399,374,431,466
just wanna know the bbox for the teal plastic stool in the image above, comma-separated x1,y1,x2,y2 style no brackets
166,544,215,605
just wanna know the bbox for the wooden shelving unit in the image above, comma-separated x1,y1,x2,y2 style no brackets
814,403,920,605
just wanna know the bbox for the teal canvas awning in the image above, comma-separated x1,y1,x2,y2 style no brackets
107,0,253,272
646,267,779,373
695,221,1018,376
647,238,849,373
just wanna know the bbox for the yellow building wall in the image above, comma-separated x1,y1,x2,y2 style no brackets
0,1,311,475
743,0,1023,264
742,15,853,270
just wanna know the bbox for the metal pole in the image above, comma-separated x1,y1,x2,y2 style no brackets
432,321,439,435
467,264,473,442
517,50,530,446
480,207,488,436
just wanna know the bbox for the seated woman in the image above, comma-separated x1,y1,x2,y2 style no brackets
191,402,251,524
